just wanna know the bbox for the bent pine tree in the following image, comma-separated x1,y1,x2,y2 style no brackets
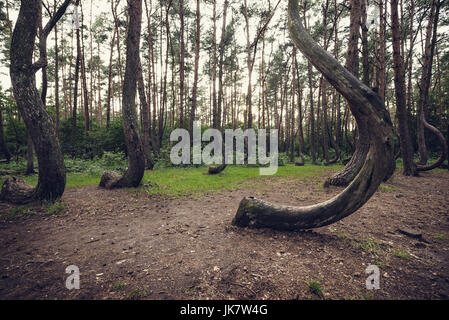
232,0,395,231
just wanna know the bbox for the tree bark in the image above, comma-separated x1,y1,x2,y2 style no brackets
71,0,81,152
54,5,60,133
106,28,116,128
0,104,11,162
415,0,447,171
391,0,418,176
179,0,185,129
232,0,395,231
100,0,145,189
25,135,35,175
217,0,228,131
212,0,218,129
80,5,90,133
137,59,154,170
190,0,200,141
2,0,68,204
325,0,370,187
416,1,436,166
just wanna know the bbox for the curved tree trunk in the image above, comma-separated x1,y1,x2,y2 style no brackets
1,0,68,205
416,120,448,171
325,0,369,187
417,0,437,165
232,0,395,231
325,122,369,187
414,0,445,171
100,0,145,190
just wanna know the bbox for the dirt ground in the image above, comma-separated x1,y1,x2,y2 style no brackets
0,169,448,300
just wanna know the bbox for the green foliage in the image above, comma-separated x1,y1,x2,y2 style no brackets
1,91,27,158
58,116,126,159
128,288,148,299
394,250,410,260
360,238,382,254
0,151,128,187
45,201,67,216
0,203,34,220
307,279,323,298
112,282,127,291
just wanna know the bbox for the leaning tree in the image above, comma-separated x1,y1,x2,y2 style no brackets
232,0,396,231
99,0,146,189
0,0,70,205
415,0,447,172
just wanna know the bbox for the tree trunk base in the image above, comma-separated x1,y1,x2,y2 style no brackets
0,177,35,205
416,121,448,172
208,164,227,175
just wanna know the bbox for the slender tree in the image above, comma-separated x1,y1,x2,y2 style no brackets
190,0,200,140
100,0,145,189
391,0,418,176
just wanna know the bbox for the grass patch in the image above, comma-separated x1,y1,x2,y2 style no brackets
307,279,324,298
128,288,148,299
378,184,397,192
374,258,384,268
112,282,126,291
140,164,342,197
0,203,35,220
360,291,374,300
0,162,343,204
0,173,101,190
432,233,448,240
0,164,342,197
394,250,409,260
359,238,382,254
45,201,67,216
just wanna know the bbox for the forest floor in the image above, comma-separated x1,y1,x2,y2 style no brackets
0,166,448,300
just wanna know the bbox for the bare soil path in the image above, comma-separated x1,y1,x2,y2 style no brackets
1,169,448,300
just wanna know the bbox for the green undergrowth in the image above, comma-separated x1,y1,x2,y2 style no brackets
0,199,67,220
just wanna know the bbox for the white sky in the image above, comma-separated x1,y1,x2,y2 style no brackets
0,0,282,90
1,0,442,111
